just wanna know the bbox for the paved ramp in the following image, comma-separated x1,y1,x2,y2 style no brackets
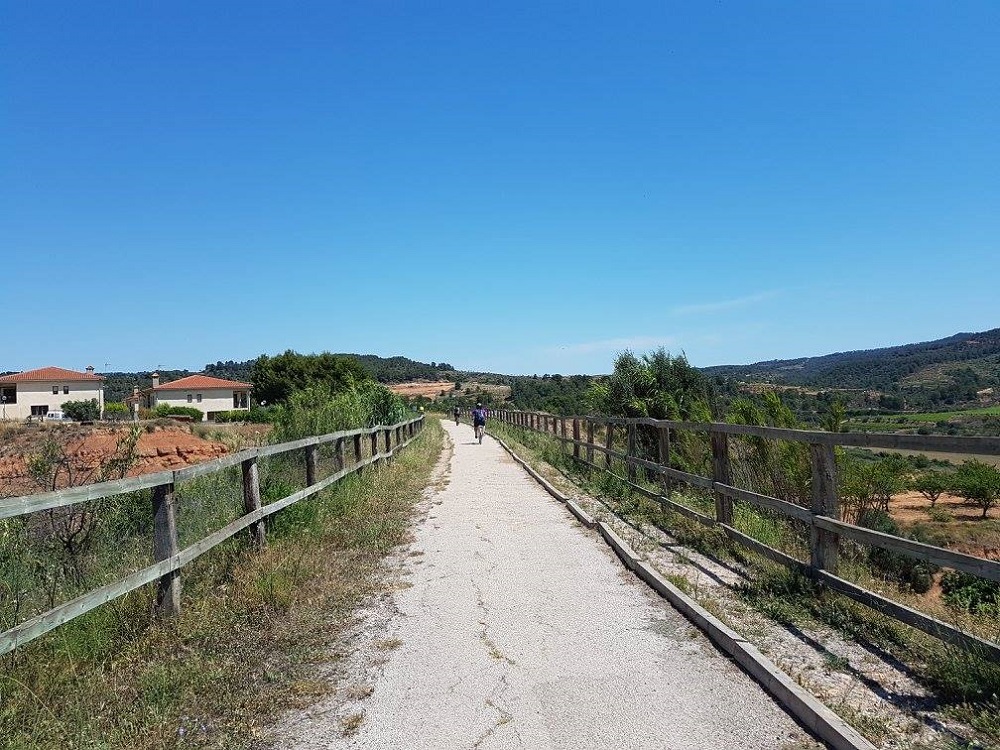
285,420,812,749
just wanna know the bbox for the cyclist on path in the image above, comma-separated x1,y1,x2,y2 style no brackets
472,402,488,444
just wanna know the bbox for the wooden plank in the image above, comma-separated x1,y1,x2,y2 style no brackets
0,420,427,657
563,416,1000,456
721,524,808,571
242,457,265,548
711,431,732,525
174,449,256,481
814,516,1000,584
810,443,839,573
151,482,180,617
0,470,175,521
572,418,581,460
662,465,714,490
605,424,614,468
0,556,180,656
586,420,595,463
714,483,814,523
815,571,1000,663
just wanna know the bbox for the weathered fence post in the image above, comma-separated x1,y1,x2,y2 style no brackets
242,456,266,548
586,419,595,464
658,425,671,498
711,431,732,525
371,429,380,464
305,443,319,486
560,418,568,452
605,423,614,468
353,433,364,472
572,418,581,460
152,482,181,617
810,443,840,574
334,436,345,473
627,423,637,482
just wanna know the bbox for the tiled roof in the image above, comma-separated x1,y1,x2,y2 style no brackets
153,374,252,391
0,366,104,383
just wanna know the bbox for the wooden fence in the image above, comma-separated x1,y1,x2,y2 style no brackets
0,415,425,656
496,410,1000,662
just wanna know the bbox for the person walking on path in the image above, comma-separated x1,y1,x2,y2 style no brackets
472,402,487,443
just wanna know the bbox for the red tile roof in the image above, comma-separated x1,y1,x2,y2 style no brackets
153,374,252,391
0,366,104,383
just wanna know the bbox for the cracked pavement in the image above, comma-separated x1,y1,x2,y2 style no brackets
278,419,814,749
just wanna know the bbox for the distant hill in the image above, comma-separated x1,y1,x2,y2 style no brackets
702,328,1000,396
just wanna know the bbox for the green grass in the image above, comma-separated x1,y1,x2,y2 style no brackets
0,420,443,750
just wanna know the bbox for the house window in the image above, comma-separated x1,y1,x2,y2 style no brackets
63,386,70,394
52,386,59,395
31,405,48,417
196,394,202,403
234,392,248,409
0,386,16,404
187,394,193,403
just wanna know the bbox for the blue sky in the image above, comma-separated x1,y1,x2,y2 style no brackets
3,2,998,376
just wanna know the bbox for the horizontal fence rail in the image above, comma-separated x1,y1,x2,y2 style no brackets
0,416,425,657
497,410,1000,662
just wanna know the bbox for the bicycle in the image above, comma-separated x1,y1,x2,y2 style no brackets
474,423,485,443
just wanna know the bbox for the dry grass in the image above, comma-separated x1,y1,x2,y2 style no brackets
0,420,444,750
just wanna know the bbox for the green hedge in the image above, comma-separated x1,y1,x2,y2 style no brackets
153,405,204,421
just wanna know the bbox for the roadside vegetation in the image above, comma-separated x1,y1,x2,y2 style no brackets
1,354,440,750
492,346,1000,747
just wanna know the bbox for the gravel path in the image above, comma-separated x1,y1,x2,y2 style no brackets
277,420,815,750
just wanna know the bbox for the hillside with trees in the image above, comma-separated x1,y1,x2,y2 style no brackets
702,328,1000,413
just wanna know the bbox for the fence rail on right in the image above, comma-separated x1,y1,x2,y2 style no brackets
496,410,1000,662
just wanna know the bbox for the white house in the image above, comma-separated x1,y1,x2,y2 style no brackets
0,366,105,421
135,373,252,421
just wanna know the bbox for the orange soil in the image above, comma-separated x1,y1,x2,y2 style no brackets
0,424,230,497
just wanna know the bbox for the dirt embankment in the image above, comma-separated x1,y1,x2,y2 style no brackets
0,423,231,497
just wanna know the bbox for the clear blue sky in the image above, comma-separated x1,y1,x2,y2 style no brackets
3,2,998,376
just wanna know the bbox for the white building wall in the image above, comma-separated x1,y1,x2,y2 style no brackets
153,389,248,420
1,380,105,421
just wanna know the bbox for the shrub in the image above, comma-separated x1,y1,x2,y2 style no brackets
212,410,250,423
940,570,1000,615
857,510,936,593
153,405,204,422
61,399,100,421
103,402,130,421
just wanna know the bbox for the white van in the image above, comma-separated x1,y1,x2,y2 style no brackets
44,411,71,422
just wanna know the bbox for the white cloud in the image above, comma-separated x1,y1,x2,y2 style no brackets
545,335,679,356
671,291,777,316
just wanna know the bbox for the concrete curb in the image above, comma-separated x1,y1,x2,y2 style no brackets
499,431,874,750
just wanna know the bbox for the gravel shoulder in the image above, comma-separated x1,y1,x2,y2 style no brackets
268,419,817,750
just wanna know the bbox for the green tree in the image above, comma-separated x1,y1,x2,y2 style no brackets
952,459,1000,519
911,470,948,507
588,349,712,421
250,350,370,404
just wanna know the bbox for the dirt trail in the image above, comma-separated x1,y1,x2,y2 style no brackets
273,420,815,750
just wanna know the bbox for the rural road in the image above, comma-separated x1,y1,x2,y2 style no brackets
281,419,814,749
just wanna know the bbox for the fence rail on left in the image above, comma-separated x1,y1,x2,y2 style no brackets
0,415,425,656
